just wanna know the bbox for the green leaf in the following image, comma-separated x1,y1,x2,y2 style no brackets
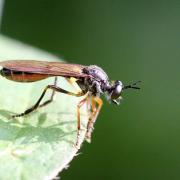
0,35,88,180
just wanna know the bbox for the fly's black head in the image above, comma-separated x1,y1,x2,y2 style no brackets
107,80,141,105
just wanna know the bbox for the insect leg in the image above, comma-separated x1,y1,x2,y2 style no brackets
91,96,103,124
39,76,57,108
12,84,85,118
85,97,96,142
86,96,103,141
76,96,88,146
65,77,81,93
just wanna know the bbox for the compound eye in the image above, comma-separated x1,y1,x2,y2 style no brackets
111,84,122,100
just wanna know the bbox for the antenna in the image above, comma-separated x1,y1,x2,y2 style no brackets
123,81,141,90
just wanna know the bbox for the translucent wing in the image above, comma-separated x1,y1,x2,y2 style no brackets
0,60,89,78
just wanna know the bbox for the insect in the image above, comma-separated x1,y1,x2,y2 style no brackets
0,60,140,145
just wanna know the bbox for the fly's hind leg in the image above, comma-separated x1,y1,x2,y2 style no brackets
12,76,89,146
12,83,85,118
65,77,81,93
39,76,57,108
40,76,79,108
86,96,103,142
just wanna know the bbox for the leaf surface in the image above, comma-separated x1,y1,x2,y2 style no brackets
0,35,88,180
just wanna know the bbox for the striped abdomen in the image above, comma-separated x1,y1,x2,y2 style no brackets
0,68,51,82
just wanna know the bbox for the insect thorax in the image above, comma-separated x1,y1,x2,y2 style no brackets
77,65,110,96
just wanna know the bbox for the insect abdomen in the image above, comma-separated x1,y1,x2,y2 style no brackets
0,68,50,82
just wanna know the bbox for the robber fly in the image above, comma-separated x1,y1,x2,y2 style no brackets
0,60,140,145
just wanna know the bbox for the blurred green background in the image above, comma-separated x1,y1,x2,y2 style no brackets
1,0,180,179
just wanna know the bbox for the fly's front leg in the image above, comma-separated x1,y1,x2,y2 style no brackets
76,96,88,146
86,96,103,142
12,84,85,118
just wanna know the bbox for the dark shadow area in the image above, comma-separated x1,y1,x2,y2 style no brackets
0,109,79,145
